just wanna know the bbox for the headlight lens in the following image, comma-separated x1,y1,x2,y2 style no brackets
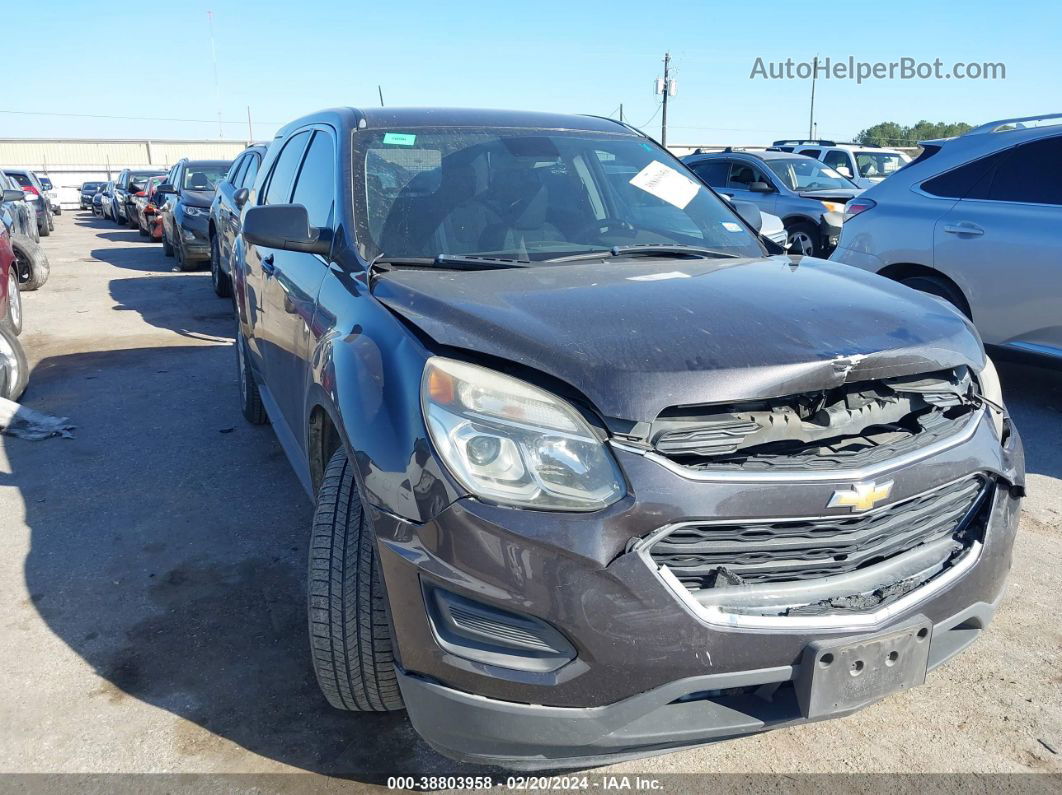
422,357,625,511
978,355,1005,438
184,206,206,217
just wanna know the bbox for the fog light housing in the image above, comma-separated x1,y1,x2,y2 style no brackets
424,584,576,672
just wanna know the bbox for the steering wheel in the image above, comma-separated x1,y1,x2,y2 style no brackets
574,217,638,240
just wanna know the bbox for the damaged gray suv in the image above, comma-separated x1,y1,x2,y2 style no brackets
232,108,1024,769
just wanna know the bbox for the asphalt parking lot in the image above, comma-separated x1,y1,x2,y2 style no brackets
0,213,1059,782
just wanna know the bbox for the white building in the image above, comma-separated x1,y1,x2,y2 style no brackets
0,138,254,208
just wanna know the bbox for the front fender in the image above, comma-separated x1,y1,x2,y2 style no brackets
308,280,465,523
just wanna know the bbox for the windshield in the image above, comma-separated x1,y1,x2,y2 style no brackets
764,158,855,191
855,151,910,179
130,173,164,191
352,127,764,263
181,166,227,192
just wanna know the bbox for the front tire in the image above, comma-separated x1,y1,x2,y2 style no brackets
11,236,50,291
5,266,22,335
786,221,819,257
309,448,404,713
38,216,50,238
162,227,174,257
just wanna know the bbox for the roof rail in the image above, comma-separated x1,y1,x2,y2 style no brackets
580,114,651,139
965,113,1062,135
771,138,837,147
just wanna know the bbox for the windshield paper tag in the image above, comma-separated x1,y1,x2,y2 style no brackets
629,161,699,209
722,221,743,232
627,271,691,282
383,132,416,146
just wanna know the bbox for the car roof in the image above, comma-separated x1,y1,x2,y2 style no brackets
685,149,815,162
179,160,231,167
274,107,638,137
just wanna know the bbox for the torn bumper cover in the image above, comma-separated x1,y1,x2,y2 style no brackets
375,411,1023,768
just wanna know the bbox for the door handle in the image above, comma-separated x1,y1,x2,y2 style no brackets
261,253,275,275
942,223,984,236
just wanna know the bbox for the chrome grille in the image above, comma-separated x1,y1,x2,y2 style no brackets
649,475,989,589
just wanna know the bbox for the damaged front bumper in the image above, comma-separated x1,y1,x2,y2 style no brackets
373,410,1023,769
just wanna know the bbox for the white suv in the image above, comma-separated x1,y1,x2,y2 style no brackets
772,140,911,189
829,113,1062,364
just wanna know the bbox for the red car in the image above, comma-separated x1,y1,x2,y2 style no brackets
132,175,167,240
0,192,28,400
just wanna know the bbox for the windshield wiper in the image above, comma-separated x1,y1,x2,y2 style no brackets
369,253,530,274
545,244,742,263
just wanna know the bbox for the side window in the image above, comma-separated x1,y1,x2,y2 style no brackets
290,131,336,229
728,161,767,188
689,160,730,187
226,155,247,185
921,151,1003,199
987,137,1062,205
239,155,260,190
823,150,852,176
262,131,311,205
797,148,821,159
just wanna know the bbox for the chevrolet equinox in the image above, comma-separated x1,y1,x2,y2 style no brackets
232,107,1024,769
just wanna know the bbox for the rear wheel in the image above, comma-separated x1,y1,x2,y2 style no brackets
11,237,49,291
0,323,28,401
210,235,231,297
38,215,50,237
236,324,268,425
5,266,22,335
138,214,149,237
898,275,972,318
309,447,404,712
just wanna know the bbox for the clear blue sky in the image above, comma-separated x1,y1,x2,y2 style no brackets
4,0,1057,146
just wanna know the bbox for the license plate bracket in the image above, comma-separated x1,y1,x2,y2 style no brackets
795,618,933,720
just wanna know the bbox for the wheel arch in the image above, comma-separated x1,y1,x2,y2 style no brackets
876,262,973,318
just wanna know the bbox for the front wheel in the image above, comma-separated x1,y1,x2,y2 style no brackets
38,216,50,237
786,222,819,257
5,266,22,335
309,448,404,713
0,323,28,401
11,236,50,291
162,227,174,257
236,324,268,425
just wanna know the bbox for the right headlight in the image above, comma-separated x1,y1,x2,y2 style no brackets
421,357,625,511
978,355,1005,439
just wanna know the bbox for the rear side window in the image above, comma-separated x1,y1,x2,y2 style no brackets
920,151,1003,199
823,150,851,173
225,156,246,184
688,160,729,187
290,132,335,229
8,173,30,188
263,131,311,205
797,148,821,159
987,137,1062,205
239,155,260,190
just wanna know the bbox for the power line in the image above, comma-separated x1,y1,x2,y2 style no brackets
0,108,285,126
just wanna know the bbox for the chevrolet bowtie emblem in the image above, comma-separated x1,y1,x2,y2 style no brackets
828,480,894,512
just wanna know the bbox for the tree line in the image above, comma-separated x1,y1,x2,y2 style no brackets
854,121,973,146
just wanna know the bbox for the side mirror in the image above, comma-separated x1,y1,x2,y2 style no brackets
2,189,25,202
730,200,763,232
748,181,774,193
243,204,331,255
157,183,176,194
234,187,249,208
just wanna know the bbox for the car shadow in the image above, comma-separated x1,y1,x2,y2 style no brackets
109,276,233,341
996,358,1062,481
6,344,478,780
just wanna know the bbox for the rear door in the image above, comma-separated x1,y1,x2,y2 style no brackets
932,135,1062,354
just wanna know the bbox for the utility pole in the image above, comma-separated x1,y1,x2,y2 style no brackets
661,52,671,147
808,55,818,139
378,85,385,107
619,103,624,123
207,11,223,138
246,106,254,143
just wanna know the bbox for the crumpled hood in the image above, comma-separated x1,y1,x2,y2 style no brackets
373,256,984,423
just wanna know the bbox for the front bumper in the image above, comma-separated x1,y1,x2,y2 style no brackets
176,210,210,259
373,413,1023,767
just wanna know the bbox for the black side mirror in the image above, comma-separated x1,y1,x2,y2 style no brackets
243,204,331,255
748,181,774,193
234,187,249,208
730,200,763,232
157,183,176,195
2,189,25,202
